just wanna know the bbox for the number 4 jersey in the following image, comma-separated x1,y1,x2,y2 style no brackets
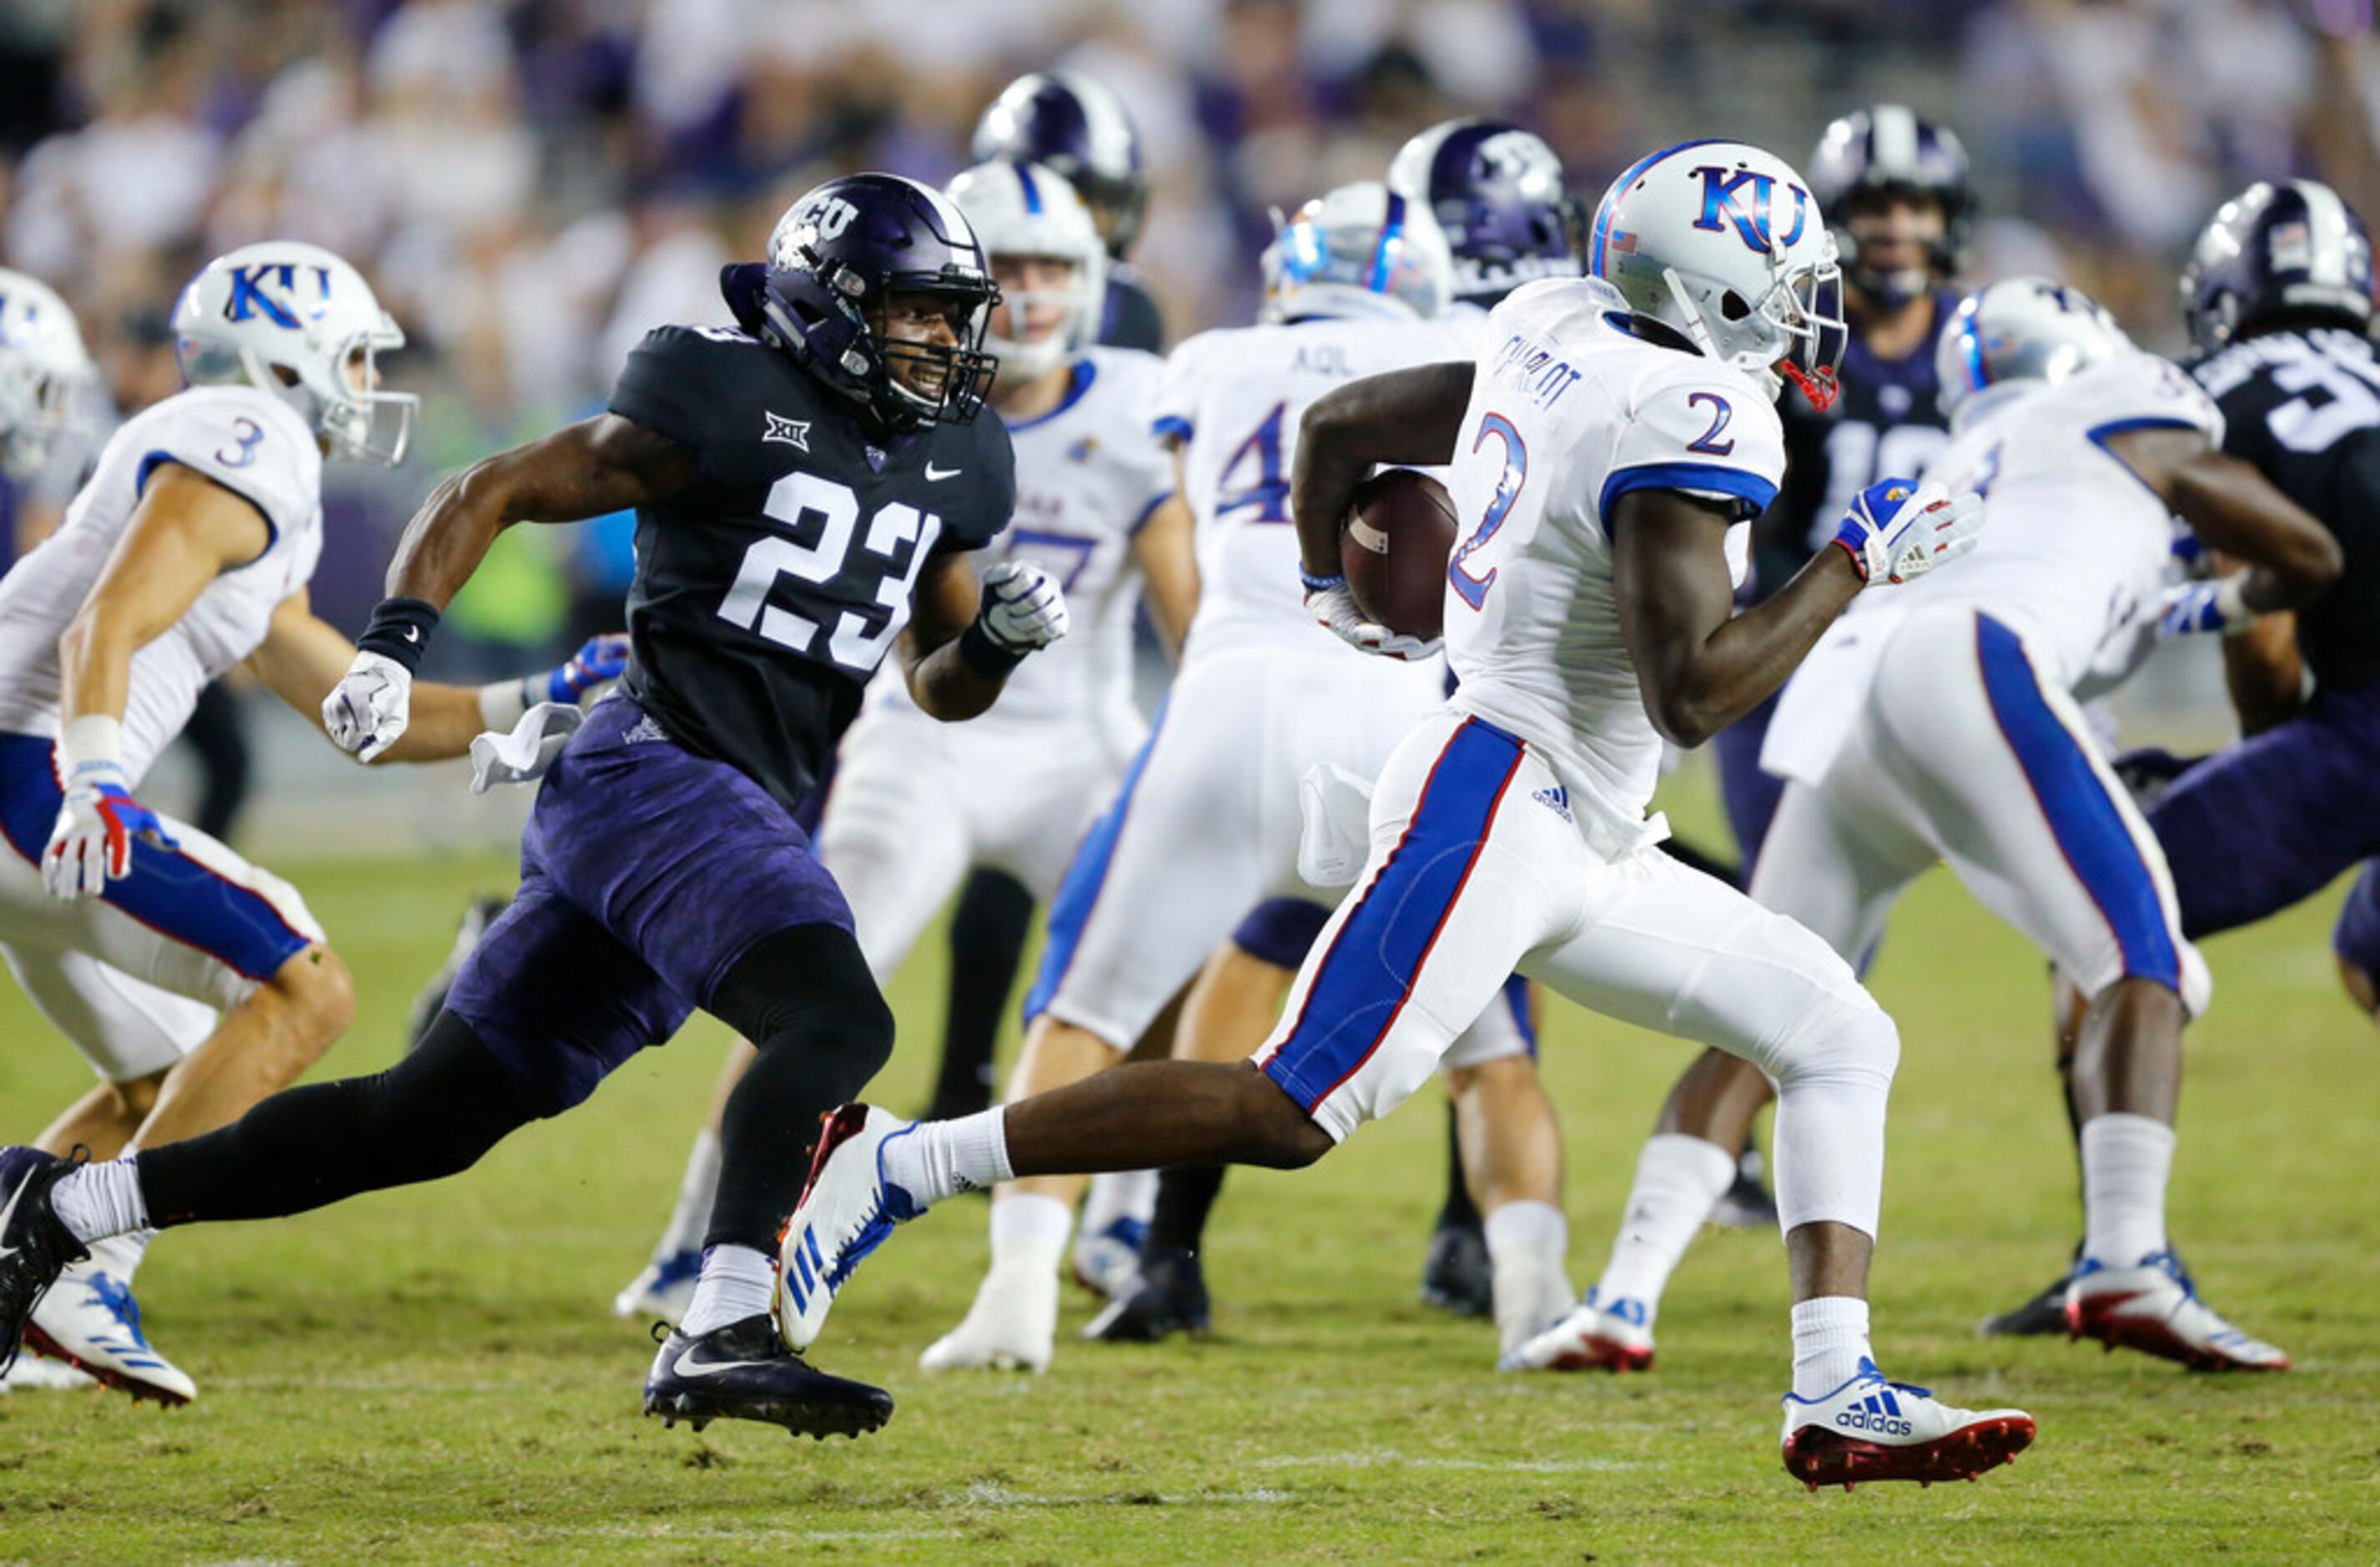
609,324,1017,811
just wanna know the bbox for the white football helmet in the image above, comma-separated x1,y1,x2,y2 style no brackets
1260,181,1453,325
0,268,97,480
1587,139,1848,406
1935,276,2130,424
173,241,415,465
944,159,1107,385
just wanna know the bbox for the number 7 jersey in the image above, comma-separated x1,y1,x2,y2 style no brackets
1441,278,1784,830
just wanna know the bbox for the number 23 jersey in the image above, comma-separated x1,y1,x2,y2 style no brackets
608,324,1016,813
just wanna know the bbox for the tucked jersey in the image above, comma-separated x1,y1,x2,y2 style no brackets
2193,325,2380,691
873,345,1169,724
1753,290,1956,602
0,385,322,784
1154,313,1470,663
609,325,1015,812
1442,277,1784,829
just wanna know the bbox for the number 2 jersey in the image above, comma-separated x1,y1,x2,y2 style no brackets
607,325,1016,812
0,385,323,784
2191,325,2380,692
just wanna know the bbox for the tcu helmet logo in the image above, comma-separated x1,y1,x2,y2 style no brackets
222,263,332,328
1476,129,1552,186
803,195,860,243
1689,166,1812,255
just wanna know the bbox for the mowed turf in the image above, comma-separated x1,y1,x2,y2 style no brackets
1,767,2376,1563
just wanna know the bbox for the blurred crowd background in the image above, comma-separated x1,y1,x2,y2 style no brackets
3,0,2377,842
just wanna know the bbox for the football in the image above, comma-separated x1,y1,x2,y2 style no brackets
1341,467,1457,642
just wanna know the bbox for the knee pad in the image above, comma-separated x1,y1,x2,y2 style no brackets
1769,993,1899,1098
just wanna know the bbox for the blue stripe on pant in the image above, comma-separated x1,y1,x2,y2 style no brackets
1972,613,2181,991
1232,899,1537,1057
1262,718,1525,1114
1021,698,1168,1026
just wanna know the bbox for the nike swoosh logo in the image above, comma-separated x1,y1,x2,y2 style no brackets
402,627,420,643
672,1348,777,1379
924,463,961,481
0,1174,29,1264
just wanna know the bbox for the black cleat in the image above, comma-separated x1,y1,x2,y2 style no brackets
1709,1144,1781,1232
1084,1246,1210,1343
642,1315,891,1439
1977,1268,2076,1338
407,894,512,1051
0,1146,88,1374
1419,1220,1493,1318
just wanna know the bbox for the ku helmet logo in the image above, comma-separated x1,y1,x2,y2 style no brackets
223,263,332,328
1689,167,1811,255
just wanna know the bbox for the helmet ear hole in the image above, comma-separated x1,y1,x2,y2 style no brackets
1718,290,1752,321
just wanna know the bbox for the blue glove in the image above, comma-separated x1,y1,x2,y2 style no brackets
542,634,631,703
2156,576,2251,637
1831,477,1984,587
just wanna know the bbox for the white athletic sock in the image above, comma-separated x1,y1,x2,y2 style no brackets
84,1230,151,1282
1790,1295,1873,1400
48,1157,148,1246
1485,1200,1573,1354
653,1130,722,1262
883,1108,1014,1206
2080,1112,2175,1267
1591,1134,1736,1322
678,1243,777,1337
989,1192,1074,1277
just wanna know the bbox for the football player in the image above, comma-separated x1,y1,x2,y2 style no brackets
1985,178,2380,1336
782,140,2042,1492
1523,277,2333,1377
0,249,626,1403
612,159,1193,1325
0,176,1068,1440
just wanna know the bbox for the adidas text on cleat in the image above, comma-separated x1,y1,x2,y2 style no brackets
614,1248,702,1325
1084,1246,1210,1343
1500,1288,1654,1373
642,1315,891,1439
25,1262,195,1405
2065,1251,2288,1372
1779,1358,2035,1490
0,1146,88,1378
775,1106,921,1353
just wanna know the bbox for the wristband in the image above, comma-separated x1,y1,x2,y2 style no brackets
959,619,1027,679
2211,573,2254,635
59,714,125,779
1300,567,1347,594
357,597,442,673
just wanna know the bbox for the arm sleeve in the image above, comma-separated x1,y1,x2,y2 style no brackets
1597,365,1788,522
133,395,322,560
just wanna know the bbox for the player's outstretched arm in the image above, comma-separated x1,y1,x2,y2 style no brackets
1134,448,1200,656
898,552,1069,721
1290,361,1476,580
2111,429,2343,632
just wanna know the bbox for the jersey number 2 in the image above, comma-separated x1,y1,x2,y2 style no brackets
1449,412,1527,610
717,471,942,675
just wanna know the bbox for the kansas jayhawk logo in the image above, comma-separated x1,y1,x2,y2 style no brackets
1689,166,1812,255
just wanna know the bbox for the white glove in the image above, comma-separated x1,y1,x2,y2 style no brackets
2156,574,2254,637
978,559,1069,653
323,650,413,763
1832,477,1985,587
1304,577,1442,661
43,762,177,901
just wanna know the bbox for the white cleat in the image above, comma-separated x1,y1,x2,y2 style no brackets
2066,1251,2289,1372
0,1352,98,1392
1779,1358,2035,1491
918,1265,1059,1373
776,1104,924,1353
25,1262,196,1406
612,1249,702,1326
1492,1257,1577,1363
1069,1220,1144,1302
1499,1287,1655,1373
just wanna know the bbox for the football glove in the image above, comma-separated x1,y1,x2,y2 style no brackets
978,559,1069,653
1304,574,1441,661
1832,478,1984,587
2156,574,2252,637
324,649,413,763
540,633,631,703
44,761,176,900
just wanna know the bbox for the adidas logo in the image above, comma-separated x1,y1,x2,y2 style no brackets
1834,1387,1913,1437
1532,784,1572,822
782,1225,828,1314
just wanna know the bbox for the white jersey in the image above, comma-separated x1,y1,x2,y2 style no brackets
871,345,1168,726
1441,278,1779,834
0,385,322,784
1153,314,1470,663
1763,350,2216,784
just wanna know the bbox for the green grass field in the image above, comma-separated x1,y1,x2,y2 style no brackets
2,766,2376,1562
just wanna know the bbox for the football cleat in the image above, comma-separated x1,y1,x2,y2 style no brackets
1780,1358,2035,1490
614,1248,702,1326
919,1263,1059,1373
407,894,511,1050
643,1314,891,1439
1500,1287,1655,1373
0,1351,97,1392
1069,1214,1145,1302
1419,1219,1493,1318
1084,1245,1210,1343
2065,1251,2288,1372
25,1260,195,1405
1978,1263,2076,1338
0,1146,87,1377
1709,1145,1782,1232
774,1105,921,1353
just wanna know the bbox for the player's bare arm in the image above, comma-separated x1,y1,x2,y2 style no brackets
898,552,1003,721
1289,361,1476,577
2106,426,2342,613
2222,607,2304,734
1133,458,1199,654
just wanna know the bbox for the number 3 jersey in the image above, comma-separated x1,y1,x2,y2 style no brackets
608,325,1016,811
0,385,323,784
1441,277,1779,832
2192,325,2380,692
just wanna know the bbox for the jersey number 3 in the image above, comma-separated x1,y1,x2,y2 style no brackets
717,471,942,676
1450,412,1527,610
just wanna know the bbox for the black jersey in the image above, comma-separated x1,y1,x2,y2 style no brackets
607,324,1016,810
1100,266,1166,354
1749,291,1958,603
2192,326,2380,692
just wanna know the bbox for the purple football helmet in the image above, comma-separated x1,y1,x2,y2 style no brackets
973,72,1147,259
1387,118,1582,307
2181,179,2375,355
726,174,999,430
1807,104,1972,306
